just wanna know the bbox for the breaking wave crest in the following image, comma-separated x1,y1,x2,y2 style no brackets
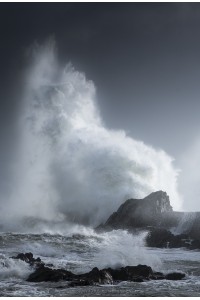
0,41,181,230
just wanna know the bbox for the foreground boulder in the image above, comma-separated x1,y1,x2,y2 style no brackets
28,266,75,282
11,253,185,285
104,265,153,282
78,267,113,285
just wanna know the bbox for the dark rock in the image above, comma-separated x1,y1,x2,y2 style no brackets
12,251,185,285
79,267,113,285
12,252,33,263
68,279,92,287
165,272,185,280
189,239,200,250
104,265,153,282
151,272,165,280
26,263,185,284
146,228,188,248
11,252,44,268
96,191,200,250
101,191,174,230
131,277,144,282
27,265,75,282
146,228,174,248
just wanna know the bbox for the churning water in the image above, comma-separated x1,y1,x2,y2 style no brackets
0,229,200,297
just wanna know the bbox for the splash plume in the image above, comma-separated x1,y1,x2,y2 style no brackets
1,41,181,228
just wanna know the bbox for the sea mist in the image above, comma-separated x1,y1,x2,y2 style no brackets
0,41,181,230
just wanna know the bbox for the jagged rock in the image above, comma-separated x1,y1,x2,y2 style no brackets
12,252,185,284
98,191,175,230
27,263,185,284
11,252,44,268
77,267,113,285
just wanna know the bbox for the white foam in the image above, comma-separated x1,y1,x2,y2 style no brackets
0,40,181,230
90,230,162,271
0,254,32,280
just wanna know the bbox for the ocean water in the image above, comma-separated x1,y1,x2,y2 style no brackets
0,226,200,297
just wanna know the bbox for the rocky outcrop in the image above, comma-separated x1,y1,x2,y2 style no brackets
11,252,44,268
97,191,176,230
13,252,186,285
27,263,185,284
146,228,190,248
96,191,200,250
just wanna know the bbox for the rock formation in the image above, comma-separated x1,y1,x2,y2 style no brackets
12,252,185,285
96,191,200,249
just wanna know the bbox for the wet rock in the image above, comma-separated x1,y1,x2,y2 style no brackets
68,279,92,287
26,263,186,284
79,267,113,285
151,271,165,280
165,272,185,280
132,277,144,282
13,252,186,285
98,191,174,230
11,252,44,268
146,228,187,248
12,252,33,263
189,238,200,250
96,191,200,251
104,265,153,282
27,265,75,282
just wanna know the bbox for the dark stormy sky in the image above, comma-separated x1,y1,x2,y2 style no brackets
1,3,200,209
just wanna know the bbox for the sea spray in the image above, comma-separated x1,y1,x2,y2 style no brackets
0,41,181,229
0,254,32,280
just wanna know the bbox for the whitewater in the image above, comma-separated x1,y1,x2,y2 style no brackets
0,41,181,230
1,41,199,297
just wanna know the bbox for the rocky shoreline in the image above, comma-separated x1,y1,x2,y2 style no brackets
9,192,199,288
12,252,185,286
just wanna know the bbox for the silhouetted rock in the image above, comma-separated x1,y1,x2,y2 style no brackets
104,265,153,282
96,191,200,250
68,279,91,287
27,262,185,284
27,265,75,282
189,238,200,250
11,252,44,268
78,267,113,285
151,271,165,280
165,272,185,280
12,252,185,285
146,228,190,248
97,191,176,230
